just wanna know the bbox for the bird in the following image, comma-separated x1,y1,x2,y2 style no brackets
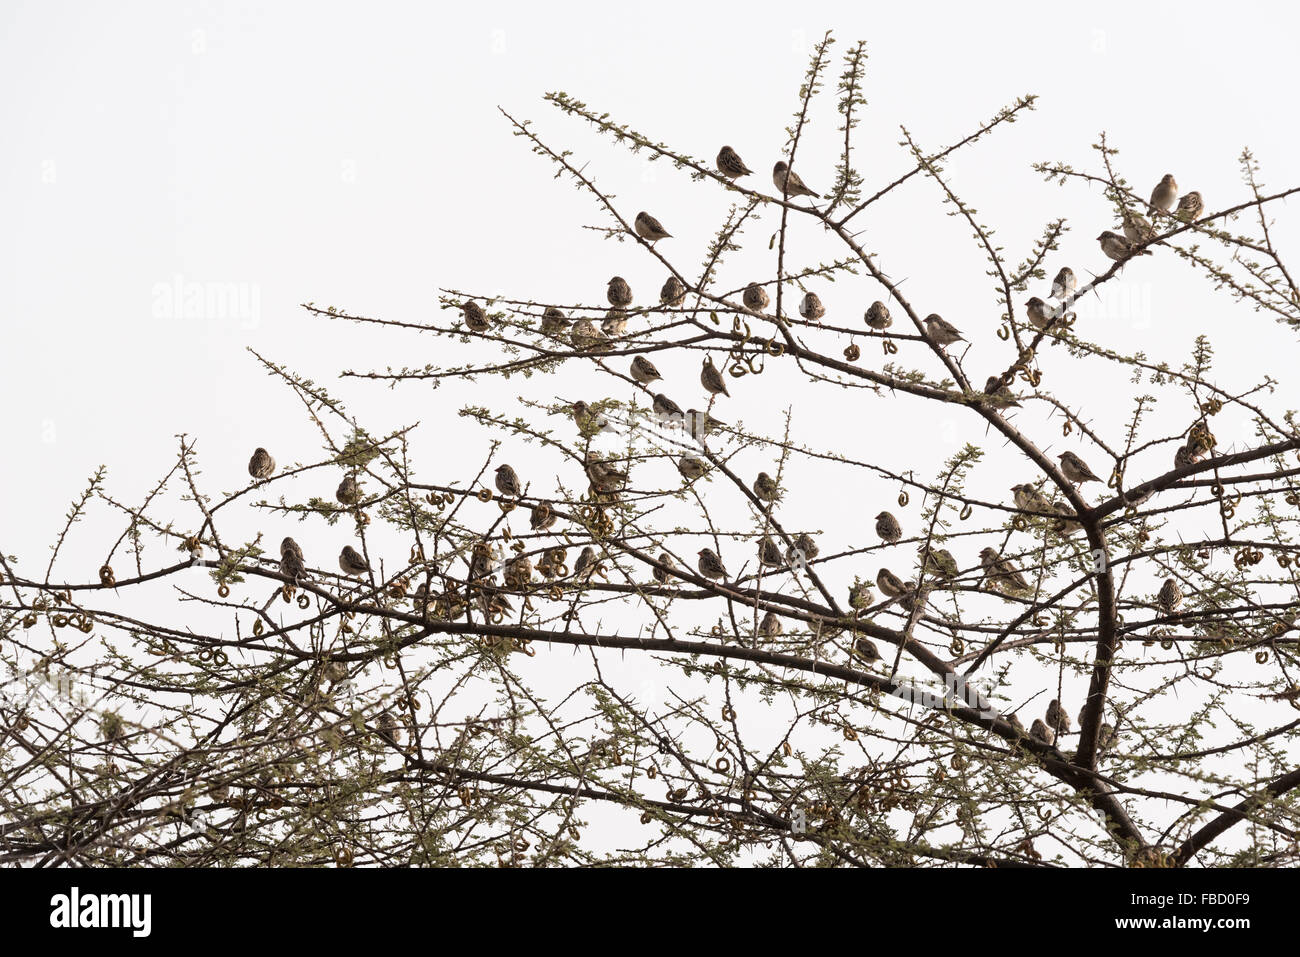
248,447,276,480
573,546,597,581
652,552,677,584
924,314,965,348
461,300,491,332
1025,296,1059,331
653,393,684,419
742,283,770,314
572,400,611,435
1099,723,1118,753
876,568,910,598
773,161,821,199
1173,444,1196,470
757,536,784,568
864,301,892,330
1157,578,1183,615
376,711,404,746
787,533,819,566
602,310,628,337
685,409,726,439
716,145,754,179
1097,231,1152,261
799,292,825,321
584,454,628,493
753,471,781,503
1004,713,1025,737
918,545,959,581
1050,267,1077,301
570,319,608,352
875,511,902,543
660,277,687,306
339,545,370,577
1175,191,1204,222
1029,719,1055,746
853,636,881,662
1046,698,1071,735
848,581,874,610
1012,483,1056,515
1149,174,1178,215
504,555,533,590
759,611,783,639
1059,451,1102,485
469,542,497,583
607,276,633,308
279,548,308,583
540,306,569,337
983,375,1021,409
281,537,304,563
631,355,662,385
1121,209,1160,245
494,464,522,498
678,455,709,481
697,548,729,581
980,547,1031,595
634,211,672,242
336,475,360,505
529,501,557,531
700,356,730,397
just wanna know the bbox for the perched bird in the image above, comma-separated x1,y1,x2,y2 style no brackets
1157,577,1183,615
685,409,726,439
753,471,781,503
469,543,497,583
336,475,360,505
1059,451,1102,485
322,660,348,685
652,552,677,584
1149,174,1178,215
1029,718,1056,746
602,310,628,337
1012,483,1056,515
742,282,770,314
1025,296,1059,332
572,400,611,435
924,314,965,348
678,455,709,481
584,454,628,493
864,301,893,330
1173,443,1196,470
573,546,598,581
607,276,633,308
1097,231,1152,261
660,276,687,306
1121,209,1160,245
1050,267,1077,301
540,306,569,337
1004,713,1026,737
788,533,819,565
653,392,684,419
798,292,825,321
631,355,662,385
876,567,910,599
773,161,821,199
462,300,491,332
757,536,784,568
853,636,881,663
634,211,671,242
339,545,370,577
875,511,902,543
1046,698,1071,735
983,375,1021,409
716,145,754,179
918,545,959,581
529,501,557,531
980,547,1031,595
700,356,730,397
759,610,783,639
1099,723,1118,753
697,548,729,581
376,712,403,746
504,555,533,590
848,580,874,610
248,447,276,480
281,537,305,563
1175,190,1204,222
570,319,608,352
279,549,308,583
494,464,522,498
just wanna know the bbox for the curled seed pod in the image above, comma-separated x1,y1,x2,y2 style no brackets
477,488,493,503
844,343,861,362
99,565,116,586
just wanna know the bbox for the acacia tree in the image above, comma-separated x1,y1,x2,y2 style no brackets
4,32,1300,868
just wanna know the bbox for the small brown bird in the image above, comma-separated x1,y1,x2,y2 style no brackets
875,511,902,543
787,533,819,566
376,711,404,746
753,471,781,503
570,319,607,352
652,552,677,584
540,306,569,337
1121,209,1160,245
1025,296,1058,331
678,455,709,481
602,310,628,337
281,537,304,563
1099,723,1118,753
848,580,874,610
635,211,672,242
584,454,628,493
742,282,770,314
279,548,308,583
876,567,910,598
798,291,825,321
529,501,557,531
697,548,729,581
1050,267,1077,301
494,464,522,498
631,355,662,384
700,356,730,397
572,400,610,435
1005,714,1025,737
339,545,370,577
759,610,783,639
924,314,965,348
660,276,687,306
1157,577,1183,615
980,547,1031,595
573,546,597,581
983,375,1021,409
607,276,633,308
1149,174,1178,215
853,636,881,662
685,409,726,438
1173,444,1196,470
918,545,959,581
504,555,533,590
717,145,754,179
864,301,892,330
653,392,684,418
757,536,784,567
336,475,359,505
1059,451,1102,485
1029,718,1055,746
462,300,490,332
1012,483,1056,515
773,161,821,199
1097,231,1152,261
1175,190,1204,222
1046,698,1071,735
248,447,276,480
